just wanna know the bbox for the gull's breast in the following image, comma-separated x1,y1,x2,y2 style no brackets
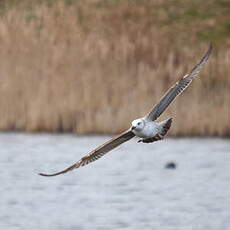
135,122,159,138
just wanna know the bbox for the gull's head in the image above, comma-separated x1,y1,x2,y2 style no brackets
131,118,145,132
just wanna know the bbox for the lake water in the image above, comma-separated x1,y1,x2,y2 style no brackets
0,133,230,230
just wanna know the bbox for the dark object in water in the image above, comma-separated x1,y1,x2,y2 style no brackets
165,162,177,169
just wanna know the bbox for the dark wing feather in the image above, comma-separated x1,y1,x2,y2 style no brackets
39,130,135,177
146,44,212,121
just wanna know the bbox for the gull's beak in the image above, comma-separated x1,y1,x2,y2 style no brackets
131,126,136,131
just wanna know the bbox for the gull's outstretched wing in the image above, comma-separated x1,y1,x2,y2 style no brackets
146,44,212,121
39,130,135,177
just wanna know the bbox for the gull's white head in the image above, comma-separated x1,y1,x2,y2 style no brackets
131,118,145,132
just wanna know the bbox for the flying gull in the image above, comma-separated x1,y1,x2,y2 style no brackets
39,44,212,177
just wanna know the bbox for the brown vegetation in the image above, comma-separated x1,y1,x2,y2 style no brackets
0,0,229,136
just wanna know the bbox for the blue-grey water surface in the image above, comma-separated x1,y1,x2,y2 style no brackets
0,133,230,230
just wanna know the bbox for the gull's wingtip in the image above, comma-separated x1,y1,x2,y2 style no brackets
208,42,213,53
38,172,63,177
203,42,213,59
209,42,213,48
195,42,213,69
39,172,53,177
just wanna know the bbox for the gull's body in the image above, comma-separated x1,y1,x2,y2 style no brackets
131,118,171,140
40,44,212,177
132,118,158,138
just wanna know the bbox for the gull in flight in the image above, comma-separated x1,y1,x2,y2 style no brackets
39,44,212,177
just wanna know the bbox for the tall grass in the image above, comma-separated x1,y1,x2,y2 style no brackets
0,0,229,136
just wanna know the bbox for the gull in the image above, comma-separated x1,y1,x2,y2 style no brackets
39,44,212,177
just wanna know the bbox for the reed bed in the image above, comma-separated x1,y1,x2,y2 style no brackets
0,0,229,136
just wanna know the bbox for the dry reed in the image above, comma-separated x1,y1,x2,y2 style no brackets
0,0,229,136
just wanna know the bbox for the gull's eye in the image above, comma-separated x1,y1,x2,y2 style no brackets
137,122,141,125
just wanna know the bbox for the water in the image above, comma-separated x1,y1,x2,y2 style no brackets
0,133,229,230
